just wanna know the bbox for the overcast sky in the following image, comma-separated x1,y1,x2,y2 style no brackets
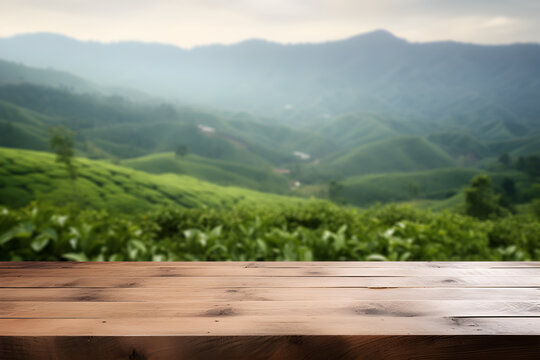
1,0,539,47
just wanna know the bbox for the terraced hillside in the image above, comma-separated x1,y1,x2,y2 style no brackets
121,152,290,193
0,147,305,213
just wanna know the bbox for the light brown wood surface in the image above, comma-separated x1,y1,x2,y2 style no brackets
0,262,539,359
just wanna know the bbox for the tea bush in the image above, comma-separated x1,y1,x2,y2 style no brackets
1,202,539,261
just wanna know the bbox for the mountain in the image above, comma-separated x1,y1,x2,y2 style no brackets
0,59,99,93
1,31,540,135
0,58,149,101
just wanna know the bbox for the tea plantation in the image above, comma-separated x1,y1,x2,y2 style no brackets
1,201,538,261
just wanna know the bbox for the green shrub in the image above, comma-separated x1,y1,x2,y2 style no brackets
1,202,538,261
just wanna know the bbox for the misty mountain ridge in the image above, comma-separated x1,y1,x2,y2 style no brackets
1,29,539,135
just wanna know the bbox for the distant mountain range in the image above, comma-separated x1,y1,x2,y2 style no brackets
1,30,539,133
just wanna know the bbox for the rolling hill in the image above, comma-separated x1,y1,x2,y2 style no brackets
339,168,531,207
0,60,538,209
0,83,296,167
326,136,456,177
0,147,304,213
121,152,290,193
340,168,482,206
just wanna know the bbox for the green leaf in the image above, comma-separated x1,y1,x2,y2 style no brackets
299,246,313,261
0,221,35,245
40,227,58,242
366,254,387,261
31,235,50,252
62,253,88,261
109,253,123,261
0,230,15,246
130,239,147,253
152,254,166,261
13,221,35,238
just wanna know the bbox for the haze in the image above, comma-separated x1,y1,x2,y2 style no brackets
1,0,540,47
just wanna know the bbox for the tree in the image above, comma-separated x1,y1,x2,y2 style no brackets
516,155,540,178
407,181,419,197
501,177,516,197
50,125,77,181
465,175,502,219
328,180,344,204
175,144,189,158
498,152,511,167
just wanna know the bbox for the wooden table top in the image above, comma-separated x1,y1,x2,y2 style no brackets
1,261,539,337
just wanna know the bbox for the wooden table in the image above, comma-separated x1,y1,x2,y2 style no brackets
0,262,539,359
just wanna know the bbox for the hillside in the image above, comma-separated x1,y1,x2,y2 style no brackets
0,147,304,213
0,62,538,208
0,83,296,167
339,168,481,206
326,136,456,177
427,131,490,160
310,113,399,150
121,152,290,193
0,59,100,94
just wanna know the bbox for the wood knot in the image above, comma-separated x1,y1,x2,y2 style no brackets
354,304,419,317
205,307,235,316
129,349,147,360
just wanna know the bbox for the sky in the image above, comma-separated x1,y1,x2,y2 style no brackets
1,0,539,47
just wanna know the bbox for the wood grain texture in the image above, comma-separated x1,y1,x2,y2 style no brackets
0,262,539,359
1,336,540,360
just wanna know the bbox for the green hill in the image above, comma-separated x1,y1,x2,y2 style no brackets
340,168,480,206
316,113,398,149
427,131,489,159
326,136,456,177
0,84,293,167
406,191,466,212
0,147,304,213
487,136,540,157
339,168,531,207
121,152,290,193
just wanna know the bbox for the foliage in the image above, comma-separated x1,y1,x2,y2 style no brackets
50,125,77,181
341,168,481,206
1,202,538,261
516,155,540,178
465,175,507,219
175,144,189,158
328,180,344,204
499,152,511,167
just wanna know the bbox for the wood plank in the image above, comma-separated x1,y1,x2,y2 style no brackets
1,336,539,360
2,275,539,288
1,316,540,336
1,300,539,319
1,287,538,302
1,266,537,277
1,261,539,358
2,261,538,268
